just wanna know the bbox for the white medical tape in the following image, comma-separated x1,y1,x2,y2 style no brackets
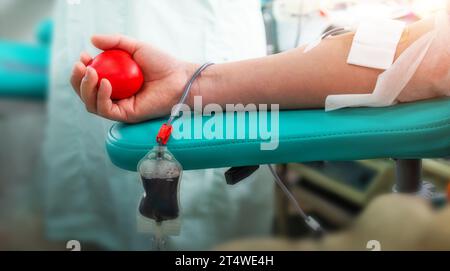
347,18,406,70
325,14,444,111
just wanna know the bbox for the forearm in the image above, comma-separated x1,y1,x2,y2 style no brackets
193,17,435,109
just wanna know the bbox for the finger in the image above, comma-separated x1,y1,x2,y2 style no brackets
91,34,142,56
80,51,93,66
97,79,115,117
80,67,99,113
97,79,129,122
97,79,113,115
70,61,87,97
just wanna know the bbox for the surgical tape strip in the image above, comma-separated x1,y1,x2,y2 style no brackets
325,12,445,111
347,19,406,70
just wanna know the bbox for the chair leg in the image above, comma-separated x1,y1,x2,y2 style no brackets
394,159,444,203
394,159,422,193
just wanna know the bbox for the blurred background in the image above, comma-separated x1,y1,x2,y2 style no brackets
0,0,449,251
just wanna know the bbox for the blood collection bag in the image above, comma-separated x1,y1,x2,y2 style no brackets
137,146,183,223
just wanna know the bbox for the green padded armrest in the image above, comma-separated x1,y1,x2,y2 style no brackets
107,98,450,172
0,41,49,99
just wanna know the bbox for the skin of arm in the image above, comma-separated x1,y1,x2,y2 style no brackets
71,16,435,123
193,17,435,109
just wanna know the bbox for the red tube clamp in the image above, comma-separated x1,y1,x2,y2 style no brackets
156,123,173,145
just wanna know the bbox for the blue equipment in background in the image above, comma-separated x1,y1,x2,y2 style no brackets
0,20,52,99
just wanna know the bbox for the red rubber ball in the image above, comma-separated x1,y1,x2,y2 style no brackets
88,49,144,100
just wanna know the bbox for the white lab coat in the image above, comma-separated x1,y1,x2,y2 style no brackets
44,0,274,250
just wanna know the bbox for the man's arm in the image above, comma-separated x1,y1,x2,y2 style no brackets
193,17,435,109
71,16,437,123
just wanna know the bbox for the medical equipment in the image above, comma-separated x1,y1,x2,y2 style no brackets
261,1,280,54
137,146,183,250
347,19,405,70
137,63,213,249
225,168,324,234
88,50,144,100
36,19,53,45
138,146,182,222
136,62,323,248
0,20,51,100
326,11,449,111
304,26,352,53
268,165,323,234
289,161,395,208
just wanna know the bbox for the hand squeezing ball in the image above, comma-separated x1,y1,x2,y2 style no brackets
88,49,144,100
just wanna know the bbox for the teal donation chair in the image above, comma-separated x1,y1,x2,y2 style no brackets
107,98,450,194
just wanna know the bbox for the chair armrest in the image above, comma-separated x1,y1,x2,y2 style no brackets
107,98,450,171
